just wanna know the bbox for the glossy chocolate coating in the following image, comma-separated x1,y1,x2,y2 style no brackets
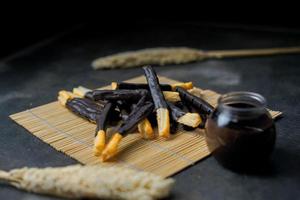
167,101,185,121
66,98,103,122
176,87,213,115
89,89,149,102
115,82,172,91
143,66,168,109
118,100,154,136
96,102,114,133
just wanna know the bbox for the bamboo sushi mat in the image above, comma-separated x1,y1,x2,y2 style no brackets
10,76,282,177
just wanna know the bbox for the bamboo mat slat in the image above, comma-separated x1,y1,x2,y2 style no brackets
10,76,282,177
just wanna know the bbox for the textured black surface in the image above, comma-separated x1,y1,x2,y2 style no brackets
0,23,300,200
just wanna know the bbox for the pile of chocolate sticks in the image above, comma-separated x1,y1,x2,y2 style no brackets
58,66,213,161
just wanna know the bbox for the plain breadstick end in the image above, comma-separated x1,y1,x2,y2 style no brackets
138,118,154,140
188,88,204,97
58,90,75,106
171,82,194,91
177,113,202,128
163,91,180,103
73,86,92,98
111,82,118,90
157,108,170,139
93,130,106,156
101,133,123,162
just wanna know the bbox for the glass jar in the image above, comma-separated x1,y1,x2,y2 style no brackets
205,92,276,171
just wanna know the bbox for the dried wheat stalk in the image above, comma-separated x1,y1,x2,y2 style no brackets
92,47,203,69
0,165,174,200
92,46,300,69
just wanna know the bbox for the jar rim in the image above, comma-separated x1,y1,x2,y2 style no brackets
218,91,266,114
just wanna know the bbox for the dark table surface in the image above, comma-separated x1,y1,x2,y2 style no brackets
1,22,300,200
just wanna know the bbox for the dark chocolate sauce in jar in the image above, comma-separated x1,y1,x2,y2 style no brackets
205,92,276,172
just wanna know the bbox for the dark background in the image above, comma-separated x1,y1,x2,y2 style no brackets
1,6,299,59
1,7,300,200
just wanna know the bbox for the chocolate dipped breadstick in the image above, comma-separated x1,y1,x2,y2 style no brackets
94,102,115,156
143,66,170,138
74,86,149,103
111,81,193,91
58,91,103,123
101,98,154,161
116,99,154,140
167,101,202,128
74,86,181,103
176,87,214,115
